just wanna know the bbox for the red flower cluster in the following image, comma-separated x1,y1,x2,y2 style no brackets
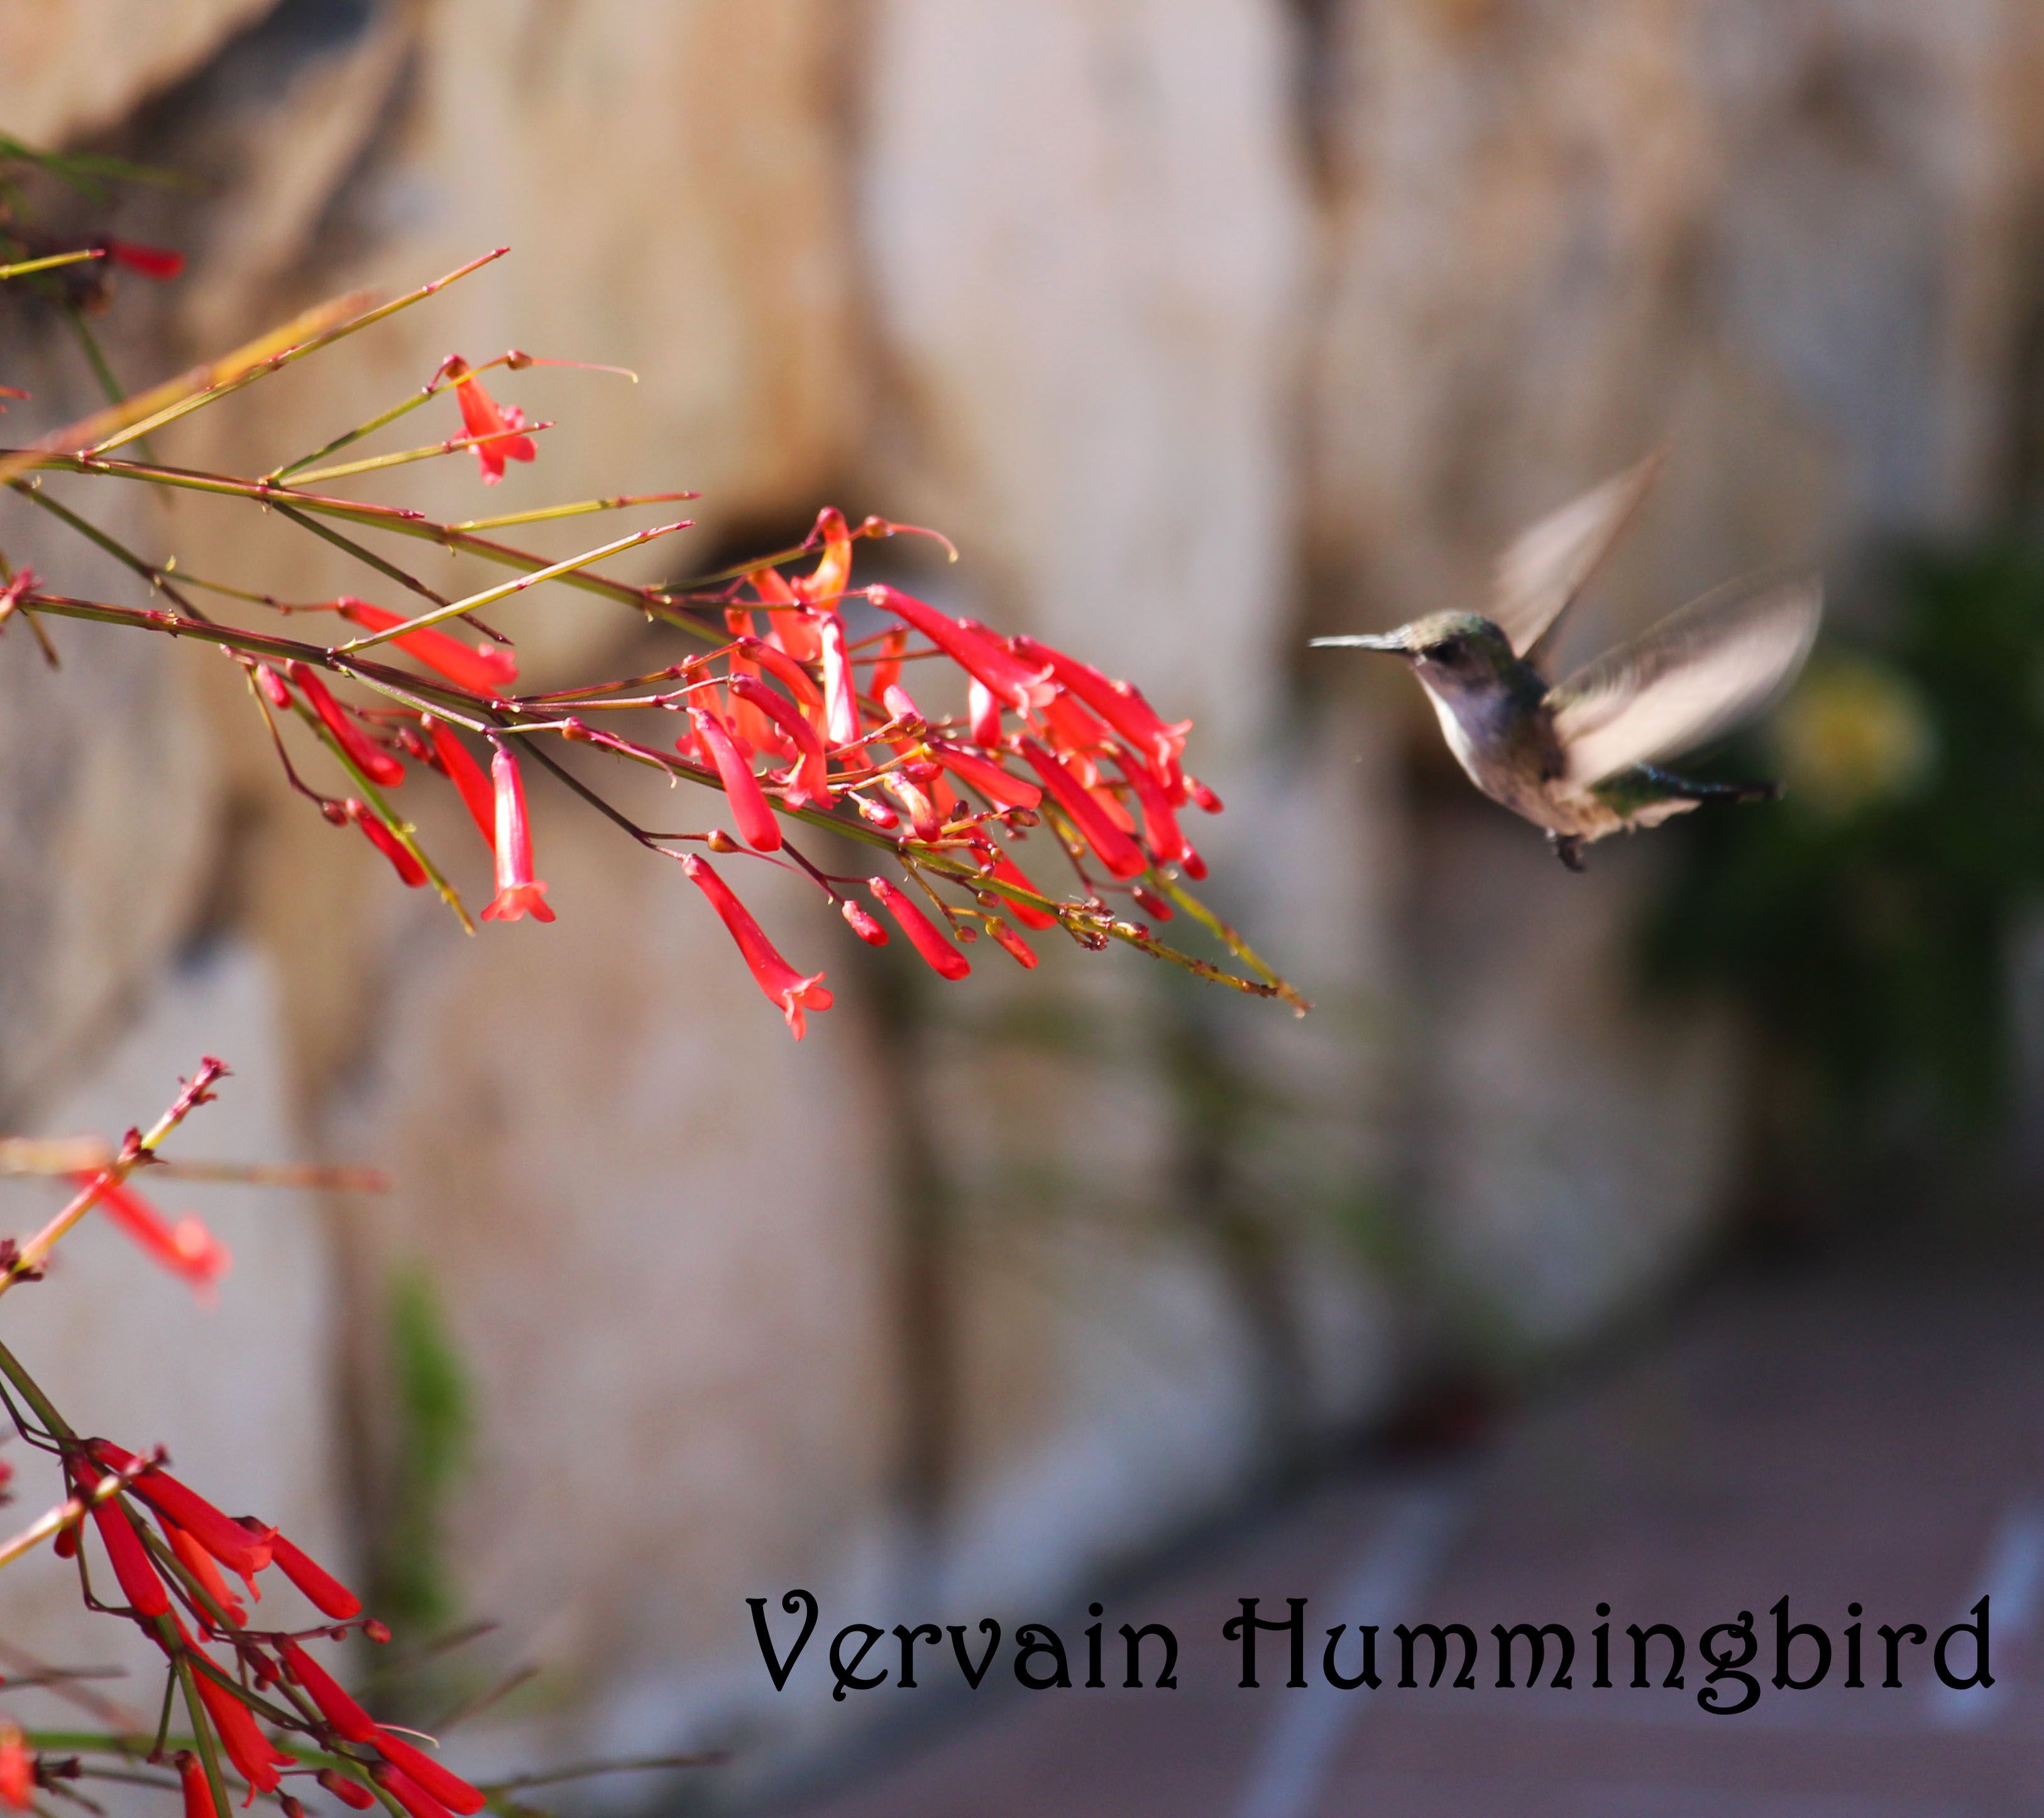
51,1440,485,1817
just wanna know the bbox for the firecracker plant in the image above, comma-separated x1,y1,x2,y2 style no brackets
0,148,1300,1818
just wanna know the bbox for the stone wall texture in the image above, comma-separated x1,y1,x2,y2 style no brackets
4,0,2043,1788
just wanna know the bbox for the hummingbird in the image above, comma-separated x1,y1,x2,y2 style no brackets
1310,453,1823,869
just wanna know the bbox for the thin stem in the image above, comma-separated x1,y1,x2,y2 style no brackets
448,489,700,532
0,248,104,280
333,519,694,649
285,419,556,488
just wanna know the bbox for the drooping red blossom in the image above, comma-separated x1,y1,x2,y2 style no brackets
89,1443,273,1582
816,612,860,747
750,568,821,662
478,745,555,923
446,359,536,484
688,707,783,851
1036,690,1113,775
792,508,853,609
0,1724,33,1812
348,800,427,888
371,1731,484,1815
867,877,970,980
260,1526,362,1619
968,678,1001,747
878,773,944,843
981,852,1059,930
102,238,185,279
174,1750,212,1818
869,626,906,702
1131,884,1175,922
373,1766,454,1818
74,1176,231,1293
865,586,1054,712
166,1519,247,1628
925,741,1042,811
680,855,832,1039
423,719,495,847
253,663,292,710
187,1651,291,1796
1015,739,1150,879
287,663,404,787
278,1637,376,1743
1011,635,1191,778
722,611,793,759
735,636,825,719
336,600,518,695
1113,750,1194,868
728,676,831,807
1187,776,1224,813
986,920,1039,969
841,900,889,945
318,1771,377,1811
70,1460,170,1616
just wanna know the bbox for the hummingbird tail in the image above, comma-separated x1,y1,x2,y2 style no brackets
1635,765,1783,806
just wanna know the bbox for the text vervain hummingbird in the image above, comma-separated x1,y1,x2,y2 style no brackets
1311,453,1823,869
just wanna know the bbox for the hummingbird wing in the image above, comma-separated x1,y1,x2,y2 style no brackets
1547,573,1823,787
1490,449,1667,672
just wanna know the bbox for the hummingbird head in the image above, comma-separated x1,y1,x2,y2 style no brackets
1310,612,1518,697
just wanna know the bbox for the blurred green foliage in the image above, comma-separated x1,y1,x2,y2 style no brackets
368,1264,474,1678
1645,542,2044,1177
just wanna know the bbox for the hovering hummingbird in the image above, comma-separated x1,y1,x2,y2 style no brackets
1311,453,1823,869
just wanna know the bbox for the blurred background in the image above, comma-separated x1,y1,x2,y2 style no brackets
6,1,2044,1811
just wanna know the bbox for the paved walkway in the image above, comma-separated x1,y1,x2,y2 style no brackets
777,1259,2044,1816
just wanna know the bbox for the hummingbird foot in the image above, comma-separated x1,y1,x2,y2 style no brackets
1548,832,1587,872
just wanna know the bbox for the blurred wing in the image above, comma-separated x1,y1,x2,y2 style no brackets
1550,573,1823,786
1491,449,1666,669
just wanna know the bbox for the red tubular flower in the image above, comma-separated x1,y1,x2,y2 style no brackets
75,1176,231,1292
750,568,821,663
1037,690,1112,773
263,1528,362,1619
869,627,906,702
680,855,832,1038
278,1638,376,1743
336,600,517,696
253,664,292,710
926,741,1041,811
478,746,556,923
448,360,536,484
968,678,1001,747
728,676,831,807
0,1723,33,1812
371,1733,484,1815
735,636,826,722
881,681,921,725
689,707,783,851
423,720,495,847
878,773,944,843
348,801,427,888
165,1520,247,1628
70,1460,170,1616
986,920,1038,969
866,586,1054,711
1010,636,1191,776
1131,884,1175,922
816,612,860,747
102,238,185,279
373,1767,453,1818
174,1750,211,1818
867,878,970,980
89,1443,273,1579
982,852,1058,930
722,612,793,760
1015,739,1150,879
1187,776,1223,813
793,508,854,608
189,1660,290,1796
318,1771,377,1811
287,664,405,787
1113,750,1194,867
841,900,889,945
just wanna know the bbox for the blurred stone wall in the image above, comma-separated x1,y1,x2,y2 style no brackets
4,0,2043,1786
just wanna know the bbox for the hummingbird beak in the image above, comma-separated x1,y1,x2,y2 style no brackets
1307,632,1410,656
